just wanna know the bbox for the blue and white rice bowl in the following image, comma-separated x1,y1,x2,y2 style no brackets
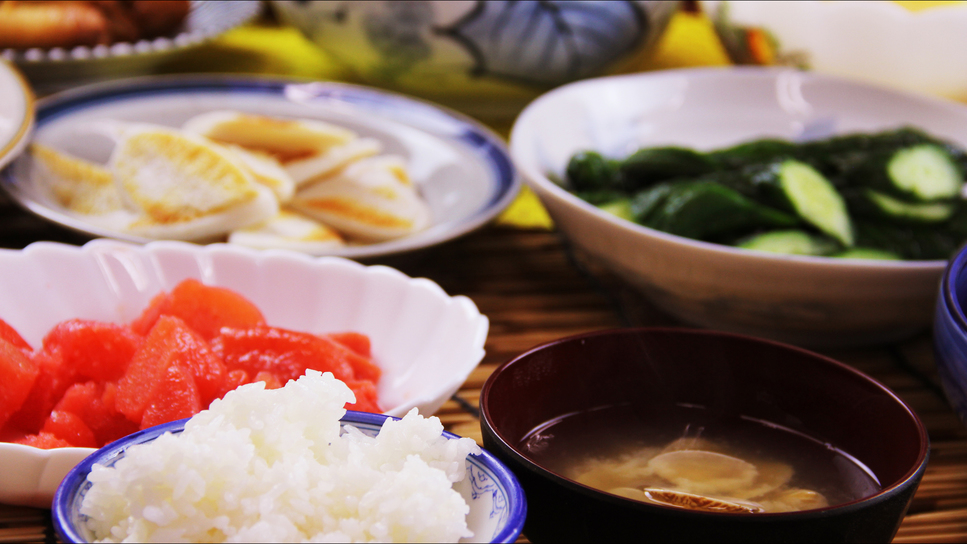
53,411,526,543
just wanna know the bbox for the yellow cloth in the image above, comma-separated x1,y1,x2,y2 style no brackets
162,10,731,231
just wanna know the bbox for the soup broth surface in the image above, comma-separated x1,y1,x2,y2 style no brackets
518,403,881,514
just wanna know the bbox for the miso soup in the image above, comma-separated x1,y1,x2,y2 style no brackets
518,403,881,513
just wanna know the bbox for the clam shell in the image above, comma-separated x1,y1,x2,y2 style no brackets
729,460,795,499
760,488,829,513
642,487,765,514
649,450,758,496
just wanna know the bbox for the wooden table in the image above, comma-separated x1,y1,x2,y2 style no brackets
1,189,967,543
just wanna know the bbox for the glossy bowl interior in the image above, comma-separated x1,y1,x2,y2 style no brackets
933,245,967,427
0,239,488,507
53,411,526,543
509,66,967,348
480,328,929,543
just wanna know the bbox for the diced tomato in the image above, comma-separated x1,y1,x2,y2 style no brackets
221,369,250,396
325,332,381,382
254,371,283,390
55,382,139,446
139,364,202,430
14,431,74,449
0,279,384,450
341,346,380,383
129,291,168,336
41,410,97,448
117,316,226,423
7,350,72,434
0,319,31,351
0,422,28,442
42,319,142,382
130,279,266,341
345,379,382,414
212,325,357,384
0,339,40,429
326,332,372,358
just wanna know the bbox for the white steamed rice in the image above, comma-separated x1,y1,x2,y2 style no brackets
79,370,481,543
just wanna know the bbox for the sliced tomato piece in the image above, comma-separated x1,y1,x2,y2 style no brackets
130,279,265,341
14,432,74,449
212,325,357,384
41,410,97,448
117,315,226,423
43,319,142,382
0,318,31,351
139,364,202,430
0,339,40,430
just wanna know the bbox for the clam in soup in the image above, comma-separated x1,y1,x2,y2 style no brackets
518,404,882,514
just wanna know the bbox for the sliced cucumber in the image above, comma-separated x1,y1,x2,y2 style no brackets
566,151,621,192
765,160,854,247
736,230,839,256
644,181,798,240
619,147,718,190
860,189,955,223
800,127,939,181
707,138,797,170
830,248,902,260
885,144,963,201
576,189,628,206
628,182,676,224
565,128,967,261
854,221,962,260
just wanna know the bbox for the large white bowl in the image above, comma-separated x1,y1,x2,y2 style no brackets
509,66,967,348
703,1,967,102
0,239,488,507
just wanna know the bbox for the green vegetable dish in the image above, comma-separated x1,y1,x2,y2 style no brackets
564,127,967,260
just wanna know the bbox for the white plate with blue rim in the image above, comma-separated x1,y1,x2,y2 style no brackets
0,60,33,173
0,74,520,260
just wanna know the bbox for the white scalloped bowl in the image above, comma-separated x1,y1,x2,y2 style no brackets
0,239,488,508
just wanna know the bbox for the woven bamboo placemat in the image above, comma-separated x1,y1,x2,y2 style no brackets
1,193,966,542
